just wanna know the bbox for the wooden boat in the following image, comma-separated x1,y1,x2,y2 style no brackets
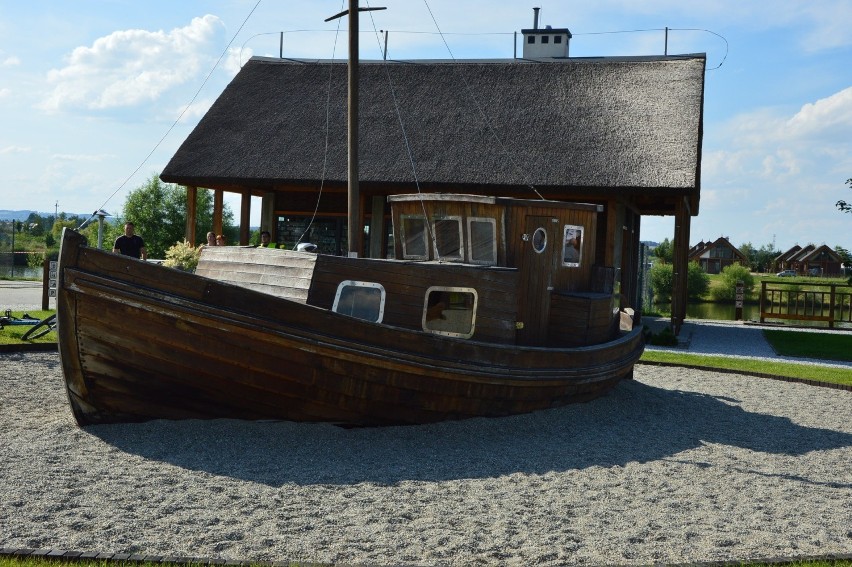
56,194,643,425
55,4,645,426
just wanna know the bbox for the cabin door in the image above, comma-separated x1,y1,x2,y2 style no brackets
516,215,558,346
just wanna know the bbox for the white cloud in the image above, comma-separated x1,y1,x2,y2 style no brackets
0,87,11,99
2,55,21,67
787,86,852,137
0,145,31,154
39,15,225,112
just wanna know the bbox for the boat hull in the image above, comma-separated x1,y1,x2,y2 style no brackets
56,230,644,426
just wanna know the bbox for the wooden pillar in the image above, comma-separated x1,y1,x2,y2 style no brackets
239,189,251,245
213,189,224,237
671,197,692,335
185,185,197,246
369,196,385,259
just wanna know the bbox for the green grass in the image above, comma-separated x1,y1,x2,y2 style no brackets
0,310,56,344
640,350,852,387
763,329,852,362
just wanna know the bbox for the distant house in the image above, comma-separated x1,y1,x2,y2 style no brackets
688,237,747,274
774,244,842,275
774,245,802,272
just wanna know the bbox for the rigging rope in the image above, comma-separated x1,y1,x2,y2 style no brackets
77,0,264,230
294,0,346,250
421,0,545,201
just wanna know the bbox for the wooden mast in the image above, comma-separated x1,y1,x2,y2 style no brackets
347,0,360,257
327,1,385,258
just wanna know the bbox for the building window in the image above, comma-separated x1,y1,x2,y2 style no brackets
467,217,497,265
554,36,562,44
401,215,428,259
527,36,535,44
433,217,463,261
332,281,386,323
562,224,583,267
422,286,478,339
541,36,549,44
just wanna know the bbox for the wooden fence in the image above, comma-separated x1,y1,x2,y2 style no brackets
759,281,852,328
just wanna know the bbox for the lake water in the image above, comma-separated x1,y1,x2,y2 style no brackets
652,301,851,329
0,266,42,279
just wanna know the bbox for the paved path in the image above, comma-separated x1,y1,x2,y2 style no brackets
0,280,53,311
644,317,852,369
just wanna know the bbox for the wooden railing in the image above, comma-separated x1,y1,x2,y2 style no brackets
759,281,852,328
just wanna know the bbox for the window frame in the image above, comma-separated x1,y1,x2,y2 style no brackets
400,214,429,260
431,215,464,262
421,286,478,339
332,280,386,323
466,216,498,265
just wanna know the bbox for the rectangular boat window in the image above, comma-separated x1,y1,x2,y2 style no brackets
467,217,497,265
332,281,386,323
422,286,477,339
562,224,583,267
433,217,463,261
401,215,428,259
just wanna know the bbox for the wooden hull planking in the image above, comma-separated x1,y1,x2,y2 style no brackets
56,230,644,426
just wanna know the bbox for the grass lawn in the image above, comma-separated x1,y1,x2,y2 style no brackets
0,310,56,345
763,329,852,362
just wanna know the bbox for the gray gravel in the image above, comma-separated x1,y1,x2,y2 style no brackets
1,352,850,566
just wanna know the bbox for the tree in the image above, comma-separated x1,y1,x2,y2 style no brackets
118,175,235,258
686,262,710,299
837,178,852,213
711,264,755,301
649,261,708,301
653,238,673,263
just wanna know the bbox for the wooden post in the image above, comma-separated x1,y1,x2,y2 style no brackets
240,189,251,245
185,185,197,246
735,280,744,320
213,189,224,238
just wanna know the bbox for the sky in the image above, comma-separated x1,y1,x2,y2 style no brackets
1,0,850,253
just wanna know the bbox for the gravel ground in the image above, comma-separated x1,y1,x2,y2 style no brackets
1,352,851,566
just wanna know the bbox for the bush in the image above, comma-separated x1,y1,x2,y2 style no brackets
686,262,710,299
649,263,673,301
163,239,201,272
711,263,755,301
649,262,708,301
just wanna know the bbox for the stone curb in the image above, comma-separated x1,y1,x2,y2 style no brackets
2,547,851,567
0,342,58,353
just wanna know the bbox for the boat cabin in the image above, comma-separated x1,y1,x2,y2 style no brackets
196,193,622,349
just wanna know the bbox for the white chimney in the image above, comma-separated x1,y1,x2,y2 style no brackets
521,8,571,58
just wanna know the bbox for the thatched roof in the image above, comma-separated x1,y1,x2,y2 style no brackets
162,55,705,198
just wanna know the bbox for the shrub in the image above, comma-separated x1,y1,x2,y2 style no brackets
26,252,46,270
686,262,710,299
163,239,201,272
649,262,708,301
649,262,673,301
711,263,755,301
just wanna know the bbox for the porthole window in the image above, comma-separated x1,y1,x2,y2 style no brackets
332,281,386,323
532,227,547,254
422,286,477,339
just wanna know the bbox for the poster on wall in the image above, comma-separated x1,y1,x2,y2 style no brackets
562,225,583,267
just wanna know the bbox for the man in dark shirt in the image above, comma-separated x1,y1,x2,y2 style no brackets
112,221,147,260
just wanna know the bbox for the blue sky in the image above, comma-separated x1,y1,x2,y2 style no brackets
1,0,850,253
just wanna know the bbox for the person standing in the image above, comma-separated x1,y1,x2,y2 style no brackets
112,221,147,260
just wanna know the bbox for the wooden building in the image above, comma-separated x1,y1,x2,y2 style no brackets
688,237,747,274
776,244,842,276
161,54,706,332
